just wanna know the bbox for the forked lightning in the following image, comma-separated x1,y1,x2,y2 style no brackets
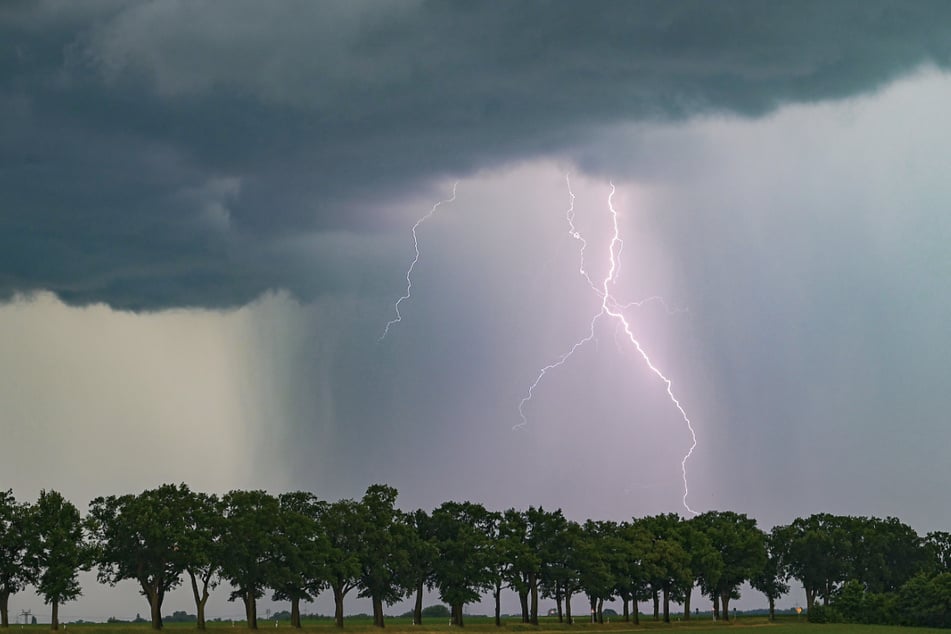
517,176,698,515
379,182,459,341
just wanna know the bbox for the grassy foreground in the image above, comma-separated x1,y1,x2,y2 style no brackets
13,618,945,634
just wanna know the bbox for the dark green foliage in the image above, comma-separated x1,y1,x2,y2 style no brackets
8,483,951,630
30,490,87,631
219,490,280,630
430,501,494,626
270,492,326,629
318,498,363,628
0,490,33,628
178,490,224,630
87,483,193,630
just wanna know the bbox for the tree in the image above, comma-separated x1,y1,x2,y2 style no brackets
481,510,505,627
539,518,583,624
925,531,951,573
498,509,532,623
87,484,197,630
179,490,223,630
356,485,408,628
270,492,325,629
0,491,33,629
577,520,623,624
318,498,363,628
693,511,765,619
430,501,494,626
613,521,651,623
400,510,437,625
219,490,280,630
527,508,568,625
775,513,853,617
30,490,87,631
849,516,926,594
677,516,716,621
750,528,789,621
638,514,691,623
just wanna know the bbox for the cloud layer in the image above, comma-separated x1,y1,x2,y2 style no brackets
3,1,951,308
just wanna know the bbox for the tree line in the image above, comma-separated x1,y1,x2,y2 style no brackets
1,485,950,631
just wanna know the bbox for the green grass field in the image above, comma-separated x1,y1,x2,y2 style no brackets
10,617,945,634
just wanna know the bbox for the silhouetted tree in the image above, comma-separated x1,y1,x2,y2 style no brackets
0,491,33,629
30,490,87,631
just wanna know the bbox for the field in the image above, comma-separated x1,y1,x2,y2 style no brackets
9,617,945,634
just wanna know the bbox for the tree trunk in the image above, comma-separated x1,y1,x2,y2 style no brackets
633,599,639,625
50,599,59,631
518,590,529,623
652,590,659,621
565,590,573,624
188,570,211,631
493,584,501,627
589,596,597,623
451,602,464,627
291,597,301,629
713,593,720,621
0,589,10,628
333,587,345,628
529,572,539,625
556,590,563,623
413,581,424,625
372,595,385,628
242,590,258,629
683,587,691,621
768,596,775,622
622,598,629,622
662,585,670,623
720,591,731,621
150,588,164,630
139,581,164,630
597,598,604,624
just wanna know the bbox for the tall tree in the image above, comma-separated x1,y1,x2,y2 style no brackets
614,521,651,623
679,516,717,621
556,521,585,625
270,492,325,629
430,501,494,626
219,490,279,630
849,516,926,594
638,514,691,623
539,517,582,624
0,491,33,629
482,510,505,627
498,509,532,623
527,508,568,625
319,499,363,628
400,510,437,625
925,531,951,573
87,484,191,630
750,528,789,621
30,490,86,631
577,520,620,624
356,485,408,628
179,490,223,631
693,511,765,619
774,513,853,616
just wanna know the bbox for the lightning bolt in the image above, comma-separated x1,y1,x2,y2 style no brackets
379,182,458,341
517,175,698,515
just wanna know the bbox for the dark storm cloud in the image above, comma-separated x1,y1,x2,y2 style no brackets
3,0,951,309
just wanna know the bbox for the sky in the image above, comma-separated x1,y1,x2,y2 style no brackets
3,0,951,622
